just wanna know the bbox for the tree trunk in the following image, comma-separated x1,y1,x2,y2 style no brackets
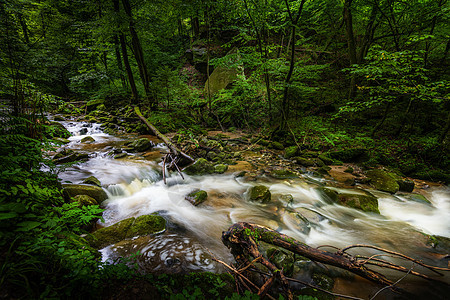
113,35,127,88
343,0,357,99
424,0,445,67
120,34,138,103
121,0,154,107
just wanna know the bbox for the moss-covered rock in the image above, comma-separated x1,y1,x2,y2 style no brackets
53,151,89,164
214,164,228,174
284,146,299,159
328,148,367,162
62,184,108,204
53,137,71,144
72,194,98,206
185,189,208,206
269,141,284,150
183,158,215,175
80,136,95,143
366,169,399,194
316,187,379,213
130,138,153,152
82,176,101,187
88,214,166,249
318,154,334,165
248,185,271,203
403,193,431,205
86,99,105,111
292,156,315,167
114,152,127,159
270,169,298,179
48,121,71,139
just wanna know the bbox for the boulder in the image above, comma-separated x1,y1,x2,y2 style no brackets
88,214,166,249
62,184,108,204
185,189,208,206
284,146,299,159
366,169,399,194
53,151,89,164
293,157,315,167
318,154,333,165
80,136,95,143
403,193,431,205
214,164,228,174
316,187,379,213
86,99,105,111
114,152,127,159
82,176,102,187
49,121,71,138
53,137,71,144
129,138,153,152
269,141,284,150
396,179,414,193
183,158,215,175
248,185,271,203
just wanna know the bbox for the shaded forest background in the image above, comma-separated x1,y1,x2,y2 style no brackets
0,0,449,298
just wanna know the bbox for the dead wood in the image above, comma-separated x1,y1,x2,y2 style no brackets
134,106,194,182
222,222,450,298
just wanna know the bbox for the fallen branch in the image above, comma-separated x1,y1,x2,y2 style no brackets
134,106,194,181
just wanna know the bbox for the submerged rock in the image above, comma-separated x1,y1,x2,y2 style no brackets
183,158,215,175
366,169,399,194
185,189,208,206
53,150,89,164
88,214,166,249
248,185,271,203
62,184,108,204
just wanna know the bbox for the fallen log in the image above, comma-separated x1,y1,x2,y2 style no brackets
134,106,194,181
222,222,450,299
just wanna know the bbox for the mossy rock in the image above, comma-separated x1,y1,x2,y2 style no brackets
183,158,215,175
49,121,71,138
336,190,380,213
292,156,315,167
366,169,399,194
130,138,153,152
284,146,299,159
318,154,334,165
81,136,95,143
328,148,367,162
86,99,105,111
62,184,108,204
82,175,101,187
269,141,284,150
53,137,71,144
88,214,166,249
114,152,127,159
426,235,450,253
270,169,298,179
127,214,166,237
403,193,431,205
214,164,228,174
248,185,271,203
204,66,240,96
185,189,208,206
316,187,379,213
72,194,98,206
53,151,89,164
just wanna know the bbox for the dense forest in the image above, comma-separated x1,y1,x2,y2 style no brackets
1,0,449,299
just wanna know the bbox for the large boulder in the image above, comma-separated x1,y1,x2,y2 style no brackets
248,185,271,203
62,184,108,204
53,150,89,164
316,187,379,213
81,136,95,143
72,194,98,206
183,158,215,175
129,138,154,152
366,169,399,194
82,176,102,187
284,146,299,159
88,214,166,249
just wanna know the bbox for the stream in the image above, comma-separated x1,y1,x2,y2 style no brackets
55,118,450,298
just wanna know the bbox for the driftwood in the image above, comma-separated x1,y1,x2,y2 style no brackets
134,106,194,182
222,222,450,299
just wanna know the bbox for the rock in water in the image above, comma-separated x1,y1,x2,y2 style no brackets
248,185,271,203
185,189,208,206
82,175,102,187
183,158,215,175
130,138,154,152
62,184,108,204
366,169,399,194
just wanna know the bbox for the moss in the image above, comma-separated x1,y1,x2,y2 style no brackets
336,191,380,214
248,185,271,203
344,167,354,173
82,176,102,187
183,158,215,175
72,194,98,206
88,218,135,248
269,141,284,150
292,156,315,167
318,154,333,165
328,148,367,162
130,138,153,152
366,169,399,194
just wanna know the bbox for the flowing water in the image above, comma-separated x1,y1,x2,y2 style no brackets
56,118,450,298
